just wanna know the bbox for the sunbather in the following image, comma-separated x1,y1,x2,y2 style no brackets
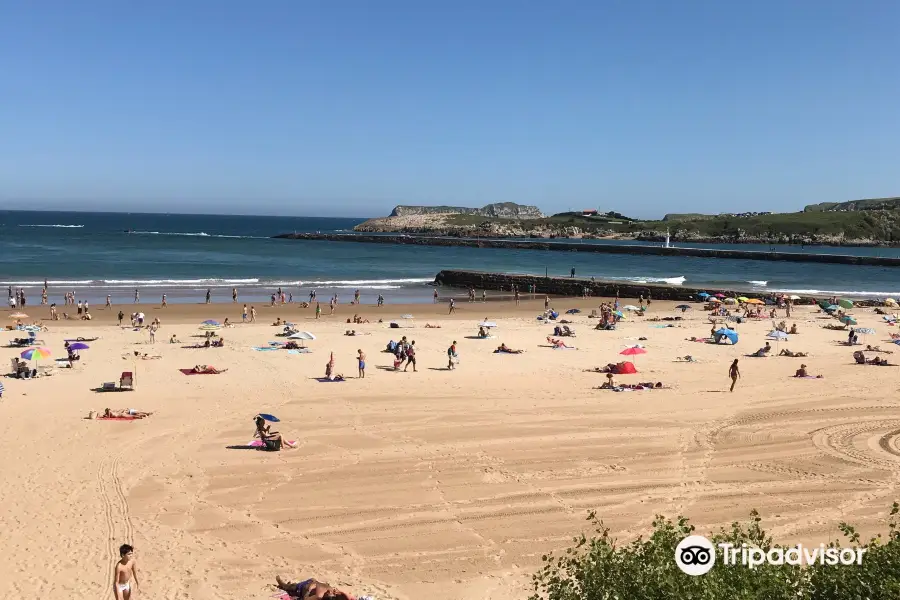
424,323,441,328
132,351,161,360
496,343,524,354
324,353,344,381
865,344,893,354
193,365,225,374
478,326,489,338
779,349,808,357
793,364,822,378
749,342,772,357
868,356,894,366
599,373,616,389
169,334,180,343
102,408,152,419
547,336,574,348
789,324,799,334
254,415,292,450
275,575,355,600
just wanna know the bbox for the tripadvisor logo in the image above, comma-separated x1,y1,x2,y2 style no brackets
675,535,866,575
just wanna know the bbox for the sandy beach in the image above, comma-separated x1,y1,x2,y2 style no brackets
2,296,899,600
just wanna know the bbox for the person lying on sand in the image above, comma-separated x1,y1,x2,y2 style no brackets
675,355,696,362
793,364,823,378
496,343,524,354
546,336,574,348
102,408,152,418
275,575,356,600
749,342,772,357
868,356,894,366
865,345,893,354
779,349,808,357
324,354,345,381
424,323,441,328
193,365,226,374
587,363,619,373
132,351,161,360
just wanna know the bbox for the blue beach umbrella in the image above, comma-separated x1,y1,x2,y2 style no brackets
824,305,839,312
697,292,709,298
840,316,858,325
257,413,280,422
714,328,739,345
201,319,220,326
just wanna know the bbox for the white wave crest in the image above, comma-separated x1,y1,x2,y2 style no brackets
608,275,686,286
18,224,84,228
302,278,434,286
748,280,768,286
770,288,899,297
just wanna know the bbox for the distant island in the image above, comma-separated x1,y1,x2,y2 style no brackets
352,198,900,246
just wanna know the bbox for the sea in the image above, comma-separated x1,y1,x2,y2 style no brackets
2,210,899,304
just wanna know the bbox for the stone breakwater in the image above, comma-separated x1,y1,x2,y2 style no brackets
272,233,900,267
432,270,875,304
435,269,724,301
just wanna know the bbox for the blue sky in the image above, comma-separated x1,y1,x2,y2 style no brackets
1,1,898,218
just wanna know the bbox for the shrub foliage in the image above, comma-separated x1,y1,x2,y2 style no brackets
530,503,900,600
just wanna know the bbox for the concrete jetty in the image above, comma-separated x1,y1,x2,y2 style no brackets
273,233,900,267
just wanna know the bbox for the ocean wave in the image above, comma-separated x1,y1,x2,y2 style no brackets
18,224,84,228
127,231,264,239
0,277,432,289
770,288,899,297
748,280,768,286
608,275,686,286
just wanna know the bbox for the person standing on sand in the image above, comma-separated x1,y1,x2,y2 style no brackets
544,295,550,310
357,349,366,378
232,288,237,302
449,298,456,314
242,304,248,322
134,289,139,303
113,544,139,600
433,288,439,303
405,341,417,372
571,267,576,278
250,306,257,323
447,340,458,370
117,310,124,326
729,359,740,392
315,302,321,319
161,294,167,308
106,295,111,308
514,289,520,306
482,289,486,302
206,288,211,304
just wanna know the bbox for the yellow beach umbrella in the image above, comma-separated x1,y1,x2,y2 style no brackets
745,298,764,305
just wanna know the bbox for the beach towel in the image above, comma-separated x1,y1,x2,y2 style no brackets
552,346,576,350
252,347,280,351
247,439,297,448
316,377,346,382
793,376,824,379
179,368,224,375
96,415,139,420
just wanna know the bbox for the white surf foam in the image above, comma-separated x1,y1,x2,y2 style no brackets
609,275,686,286
18,224,84,228
748,280,768,286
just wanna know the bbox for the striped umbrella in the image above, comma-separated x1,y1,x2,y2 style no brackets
0,381,4,396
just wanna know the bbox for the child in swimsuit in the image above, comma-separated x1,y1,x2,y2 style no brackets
113,544,139,599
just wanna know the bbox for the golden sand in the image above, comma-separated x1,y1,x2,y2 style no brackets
1,298,898,599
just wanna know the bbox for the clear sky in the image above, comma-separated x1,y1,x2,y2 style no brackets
2,1,898,218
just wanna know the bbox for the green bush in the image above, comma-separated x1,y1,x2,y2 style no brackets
530,503,900,600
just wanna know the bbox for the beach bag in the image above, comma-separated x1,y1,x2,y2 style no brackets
264,438,282,451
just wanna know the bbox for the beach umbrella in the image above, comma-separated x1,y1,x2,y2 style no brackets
566,308,581,314
620,346,647,357
745,298,764,305
21,347,51,361
9,312,28,319
737,296,749,302
723,297,737,305
714,328,739,345
288,331,316,340
623,305,640,311
616,361,638,374
824,304,839,312
789,295,801,301
479,321,497,328
697,292,710,299
675,304,691,310
840,315,857,325
708,297,721,303
67,342,90,351
838,299,854,310
401,314,414,319
714,293,726,298
201,319,220,326
613,310,624,318
885,298,897,307
257,413,280,422
767,331,789,340
856,327,876,335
